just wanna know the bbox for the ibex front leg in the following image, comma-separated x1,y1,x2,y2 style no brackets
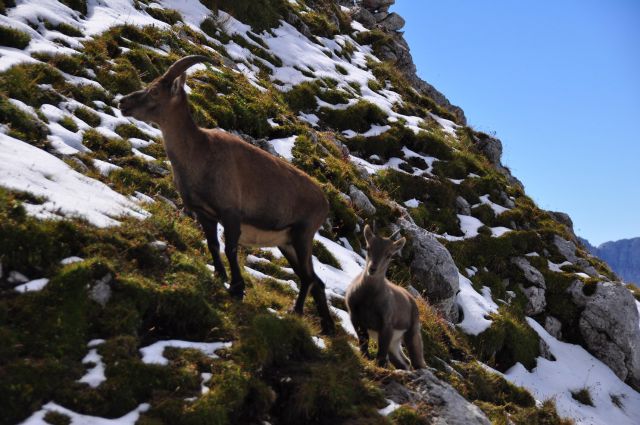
221,214,244,299
197,213,228,282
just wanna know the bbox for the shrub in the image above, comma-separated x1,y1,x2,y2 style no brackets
201,0,288,32
0,24,30,49
284,81,319,113
571,387,594,406
319,100,386,133
146,7,182,25
44,21,83,37
59,0,87,15
312,240,341,269
0,96,47,144
58,115,79,132
73,107,101,127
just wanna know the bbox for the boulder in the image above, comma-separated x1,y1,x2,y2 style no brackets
384,369,491,425
89,274,113,307
520,285,546,315
455,196,471,215
511,257,546,289
397,218,460,322
553,235,578,263
348,185,376,216
363,0,395,11
577,281,640,390
472,133,503,166
379,12,405,31
351,6,377,28
544,315,563,340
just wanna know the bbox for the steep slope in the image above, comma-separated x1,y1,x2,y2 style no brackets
1,1,639,425
581,237,640,286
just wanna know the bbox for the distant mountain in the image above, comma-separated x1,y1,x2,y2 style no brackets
581,237,640,285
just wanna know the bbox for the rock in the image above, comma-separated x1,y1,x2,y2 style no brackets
149,240,168,251
90,274,113,307
544,316,563,340
576,258,599,277
578,281,640,390
363,0,395,11
455,196,471,215
511,257,546,288
379,12,405,31
8,271,28,284
384,369,491,425
498,191,515,209
539,338,555,361
397,218,460,322
553,235,578,263
373,11,389,21
548,211,574,232
472,133,503,166
351,6,377,28
146,162,170,176
520,285,546,315
349,185,376,216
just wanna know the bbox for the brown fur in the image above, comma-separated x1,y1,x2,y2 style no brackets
345,225,426,369
119,56,334,334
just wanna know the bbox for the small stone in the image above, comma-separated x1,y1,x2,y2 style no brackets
455,196,471,215
8,271,29,284
544,316,563,340
149,240,168,251
90,274,112,307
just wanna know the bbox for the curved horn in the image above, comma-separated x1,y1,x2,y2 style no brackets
161,55,217,82
389,229,401,240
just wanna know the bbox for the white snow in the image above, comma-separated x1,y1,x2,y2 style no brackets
498,317,640,425
457,214,484,238
378,399,401,416
548,260,572,273
268,135,298,161
313,234,366,298
60,256,84,265
491,226,511,237
475,194,510,215
456,273,499,335
14,278,50,293
404,198,420,208
0,133,147,227
244,266,299,292
139,340,232,366
78,339,106,388
312,336,326,349
18,402,150,425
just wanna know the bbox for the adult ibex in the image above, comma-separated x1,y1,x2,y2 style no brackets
345,225,426,369
119,55,335,334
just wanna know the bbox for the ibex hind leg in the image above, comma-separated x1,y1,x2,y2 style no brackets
291,226,335,335
405,323,427,369
389,330,411,370
220,214,244,299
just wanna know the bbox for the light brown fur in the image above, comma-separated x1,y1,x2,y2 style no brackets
345,225,426,369
119,56,335,334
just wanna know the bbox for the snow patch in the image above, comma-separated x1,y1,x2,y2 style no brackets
139,340,232,366
456,273,499,335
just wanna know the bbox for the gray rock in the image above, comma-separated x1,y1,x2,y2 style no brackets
397,218,460,322
90,274,113,307
373,11,389,21
455,196,471,215
578,281,640,390
520,285,546,315
548,211,574,232
576,258,599,277
8,271,28,284
363,0,395,11
384,369,491,425
149,240,168,251
511,257,546,289
539,338,554,361
553,235,578,263
349,185,376,216
351,7,377,28
472,133,503,166
379,12,405,31
544,316,563,340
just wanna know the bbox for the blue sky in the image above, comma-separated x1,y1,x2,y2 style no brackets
391,0,640,245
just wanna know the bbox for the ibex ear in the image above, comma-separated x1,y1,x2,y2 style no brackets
364,224,374,247
392,237,406,255
171,73,187,97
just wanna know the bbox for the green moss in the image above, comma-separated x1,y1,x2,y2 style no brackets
73,106,101,127
471,310,540,371
97,58,142,95
0,96,48,145
58,115,79,132
319,100,387,133
571,387,594,406
284,81,319,113
83,129,131,158
59,0,87,15
389,406,428,425
202,0,289,32
43,411,72,425
44,21,83,37
146,7,183,25
312,240,341,269
0,24,30,48
543,270,584,344
0,63,65,107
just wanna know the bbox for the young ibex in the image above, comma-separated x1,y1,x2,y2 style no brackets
119,56,334,334
345,225,426,369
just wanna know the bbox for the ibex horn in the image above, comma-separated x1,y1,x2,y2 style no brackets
161,55,218,82
389,229,401,240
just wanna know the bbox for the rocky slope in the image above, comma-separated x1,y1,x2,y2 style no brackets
581,237,640,285
0,1,639,424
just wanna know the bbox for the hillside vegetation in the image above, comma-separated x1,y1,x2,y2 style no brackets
1,1,639,425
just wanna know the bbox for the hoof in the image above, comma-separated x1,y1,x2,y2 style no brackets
227,283,245,300
288,305,304,316
321,320,336,336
